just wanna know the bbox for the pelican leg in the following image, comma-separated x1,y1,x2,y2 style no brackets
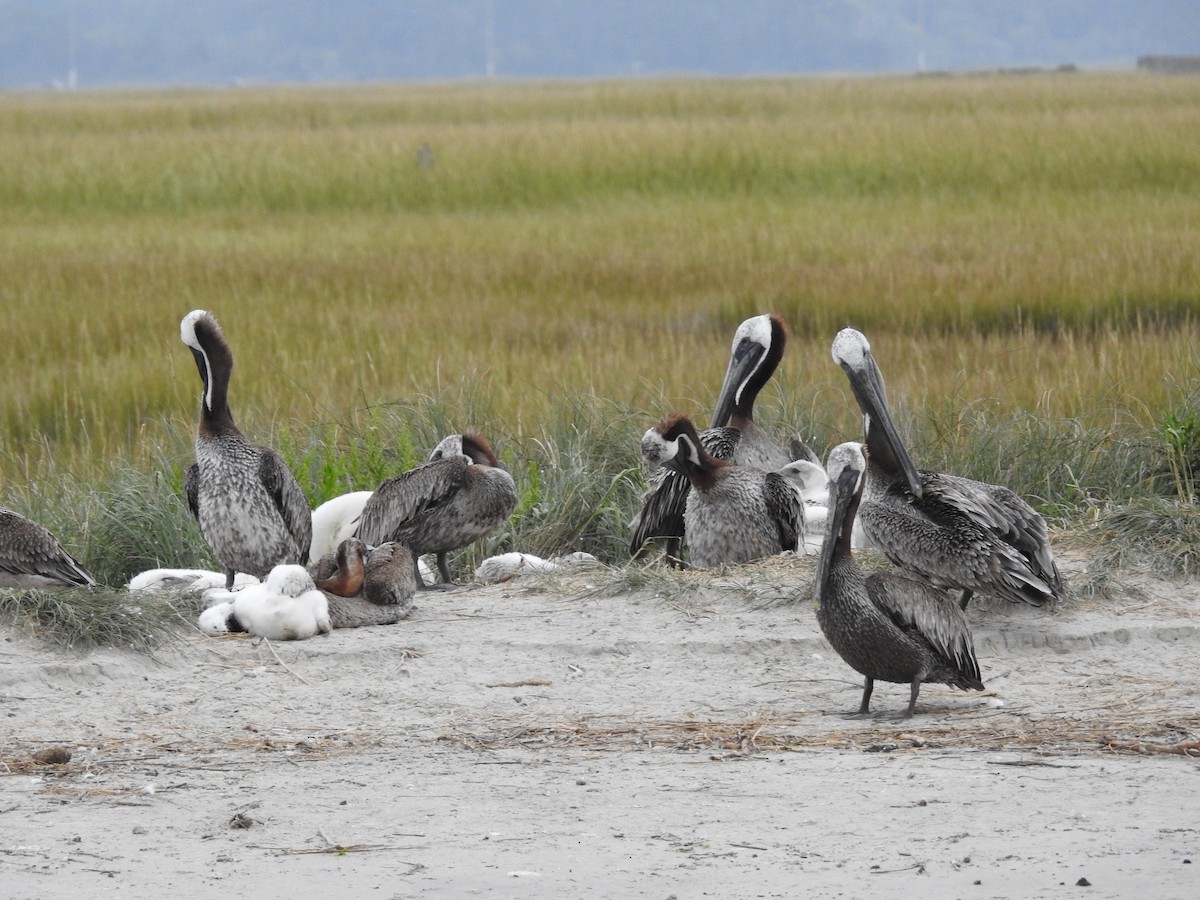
958,589,974,611
905,679,922,718
858,677,874,715
225,569,235,591
416,553,455,592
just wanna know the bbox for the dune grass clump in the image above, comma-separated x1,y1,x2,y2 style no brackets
0,586,194,653
1086,499,1200,578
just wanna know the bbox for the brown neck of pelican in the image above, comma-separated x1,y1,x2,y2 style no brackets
660,413,728,491
711,316,786,430
191,337,237,438
461,430,502,468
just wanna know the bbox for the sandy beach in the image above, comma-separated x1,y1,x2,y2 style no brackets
3,549,1199,899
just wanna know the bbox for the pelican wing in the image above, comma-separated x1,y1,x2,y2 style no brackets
257,449,313,564
865,571,982,685
629,426,742,556
763,471,805,553
184,463,201,522
355,456,470,547
921,471,1061,597
0,508,96,587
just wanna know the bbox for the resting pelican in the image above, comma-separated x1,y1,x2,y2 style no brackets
630,314,800,558
0,507,96,589
815,442,984,717
360,541,418,608
180,310,312,590
832,327,1062,609
640,413,804,568
127,569,258,593
312,536,367,597
231,564,331,640
355,429,518,588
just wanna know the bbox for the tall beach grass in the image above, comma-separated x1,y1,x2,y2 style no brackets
0,72,1197,613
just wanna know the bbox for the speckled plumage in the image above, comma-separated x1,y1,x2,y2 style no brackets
643,413,804,569
355,430,518,586
0,507,96,589
630,314,802,557
815,443,984,717
832,327,1061,609
361,542,418,609
181,310,311,589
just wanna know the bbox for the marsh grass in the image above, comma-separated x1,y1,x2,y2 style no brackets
1,74,1199,647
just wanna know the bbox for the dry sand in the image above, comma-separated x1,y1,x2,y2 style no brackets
3,549,1199,899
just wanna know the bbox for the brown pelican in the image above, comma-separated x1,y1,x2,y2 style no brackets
360,541,419,607
832,327,1062,610
630,314,798,558
313,536,367,597
640,413,804,568
815,442,984,716
354,429,518,588
180,310,312,590
0,507,96,589
230,564,332,640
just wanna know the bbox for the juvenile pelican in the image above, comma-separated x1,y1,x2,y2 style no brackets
360,541,419,608
354,429,518,587
0,507,96,589
815,442,984,717
641,413,804,568
231,564,331,640
832,327,1062,609
312,536,367,597
180,310,312,590
630,314,798,557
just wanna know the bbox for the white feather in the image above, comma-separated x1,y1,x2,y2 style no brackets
232,564,331,640
127,568,259,593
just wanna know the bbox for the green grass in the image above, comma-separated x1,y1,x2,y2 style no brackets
0,73,1198,647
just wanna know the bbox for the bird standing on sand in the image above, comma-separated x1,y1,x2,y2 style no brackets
355,429,518,588
180,310,312,590
831,327,1062,610
814,442,984,717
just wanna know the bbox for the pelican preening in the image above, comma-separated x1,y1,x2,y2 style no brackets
815,442,985,717
180,310,312,590
832,327,1062,610
313,536,368,597
0,507,96,589
355,429,518,588
630,314,801,558
641,413,804,569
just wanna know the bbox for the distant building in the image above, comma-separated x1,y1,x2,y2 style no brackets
1137,55,1200,73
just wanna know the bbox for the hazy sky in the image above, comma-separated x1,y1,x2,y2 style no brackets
1,1,1197,89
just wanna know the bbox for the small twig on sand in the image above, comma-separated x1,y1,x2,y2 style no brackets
485,679,552,688
260,639,310,685
870,862,927,875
